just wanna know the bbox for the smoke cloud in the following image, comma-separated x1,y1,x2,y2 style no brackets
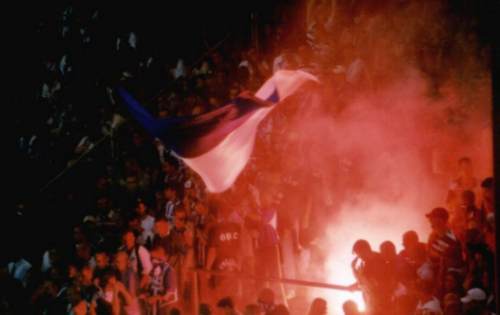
244,1,492,313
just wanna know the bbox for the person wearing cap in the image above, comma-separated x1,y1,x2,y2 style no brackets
426,207,464,289
460,288,490,315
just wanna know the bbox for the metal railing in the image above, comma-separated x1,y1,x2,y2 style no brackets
190,268,352,315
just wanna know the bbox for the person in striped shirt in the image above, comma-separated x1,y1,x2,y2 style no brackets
425,207,465,291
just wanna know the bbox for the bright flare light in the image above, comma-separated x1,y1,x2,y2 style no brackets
311,198,429,315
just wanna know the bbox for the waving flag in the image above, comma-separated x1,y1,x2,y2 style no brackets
117,70,318,193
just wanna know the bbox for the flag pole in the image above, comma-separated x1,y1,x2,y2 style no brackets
39,114,125,193
39,134,110,193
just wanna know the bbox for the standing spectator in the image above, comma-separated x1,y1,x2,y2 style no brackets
0,261,28,315
153,218,172,256
308,297,327,315
268,304,289,315
142,245,177,315
78,265,99,305
113,250,142,315
163,185,181,223
446,157,478,215
479,177,495,251
426,207,464,290
243,304,260,315
348,239,388,315
167,208,194,306
451,190,484,242
7,252,32,288
95,270,134,315
135,198,156,247
379,240,399,300
398,230,427,279
342,300,361,315
442,271,464,298
93,249,111,284
443,293,462,315
257,288,275,314
120,230,153,295
254,188,282,295
206,206,242,302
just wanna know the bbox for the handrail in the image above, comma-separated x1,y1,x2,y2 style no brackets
190,268,352,315
192,268,352,291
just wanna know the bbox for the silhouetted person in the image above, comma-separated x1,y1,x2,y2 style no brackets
348,239,389,315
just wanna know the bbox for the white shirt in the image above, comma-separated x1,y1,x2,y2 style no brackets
172,59,186,79
128,32,137,49
125,245,152,276
8,258,32,287
41,250,52,272
138,215,156,246
165,200,180,221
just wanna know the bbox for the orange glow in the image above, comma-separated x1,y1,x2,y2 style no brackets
309,199,431,315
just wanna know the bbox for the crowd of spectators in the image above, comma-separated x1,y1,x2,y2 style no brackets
5,1,495,315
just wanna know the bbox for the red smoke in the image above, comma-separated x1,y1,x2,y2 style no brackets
238,0,493,313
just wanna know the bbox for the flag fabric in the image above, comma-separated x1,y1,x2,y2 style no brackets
117,70,318,193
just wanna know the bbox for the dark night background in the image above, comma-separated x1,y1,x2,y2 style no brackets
3,0,499,280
